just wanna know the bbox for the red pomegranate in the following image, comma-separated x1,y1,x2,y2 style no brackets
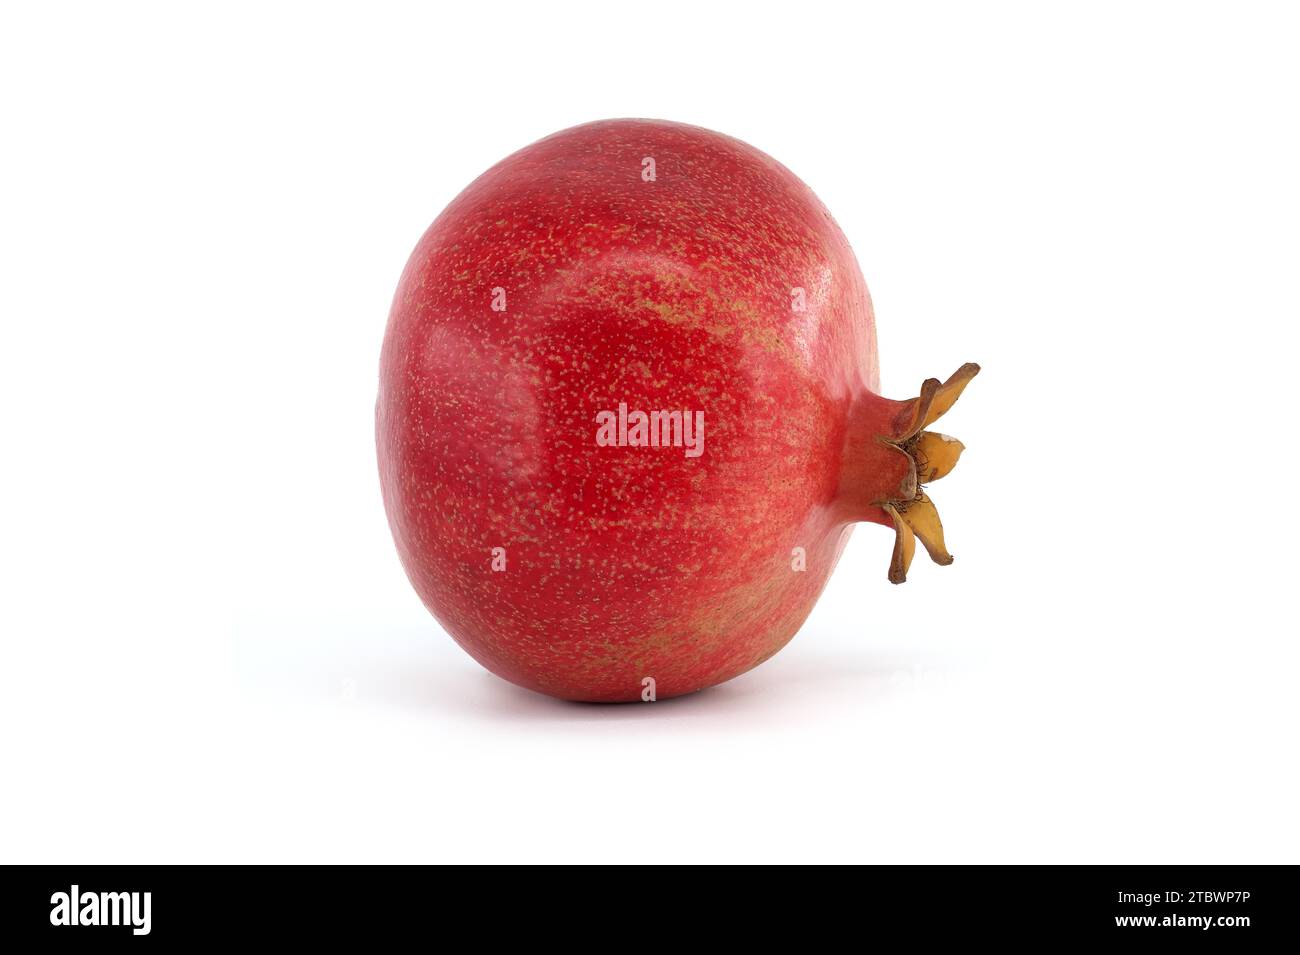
378,119,978,702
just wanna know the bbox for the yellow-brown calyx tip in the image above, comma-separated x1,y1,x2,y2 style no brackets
914,431,964,483
898,362,980,442
880,363,979,584
882,504,916,585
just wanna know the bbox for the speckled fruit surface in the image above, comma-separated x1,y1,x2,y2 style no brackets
378,119,975,702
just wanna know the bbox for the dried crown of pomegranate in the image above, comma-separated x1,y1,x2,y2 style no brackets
877,362,981,584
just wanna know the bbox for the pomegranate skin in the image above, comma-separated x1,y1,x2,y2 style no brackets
379,119,889,702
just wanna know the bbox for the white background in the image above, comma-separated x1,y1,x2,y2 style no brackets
2,2,1297,863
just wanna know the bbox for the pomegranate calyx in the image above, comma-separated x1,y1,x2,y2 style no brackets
879,363,980,584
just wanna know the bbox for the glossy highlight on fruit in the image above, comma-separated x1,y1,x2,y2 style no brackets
377,119,978,702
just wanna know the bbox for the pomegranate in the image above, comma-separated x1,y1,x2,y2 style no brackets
377,119,978,702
